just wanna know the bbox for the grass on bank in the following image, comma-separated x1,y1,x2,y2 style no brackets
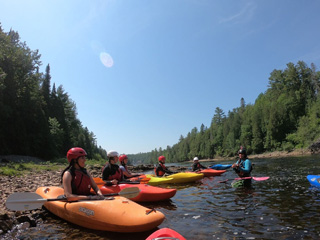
0,158,105,176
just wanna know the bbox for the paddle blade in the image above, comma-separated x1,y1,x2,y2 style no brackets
118,187,140,199
252,177,270,181
6,192,46,211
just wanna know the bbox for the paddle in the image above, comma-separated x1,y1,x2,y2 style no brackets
235,176,270,181
94,177,150,186
6,187,140,211
219,176,269,183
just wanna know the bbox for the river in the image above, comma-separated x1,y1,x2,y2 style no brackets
3,155,320,240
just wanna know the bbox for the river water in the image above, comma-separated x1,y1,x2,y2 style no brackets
4,155,320,240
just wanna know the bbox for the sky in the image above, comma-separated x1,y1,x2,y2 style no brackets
1,0,320,154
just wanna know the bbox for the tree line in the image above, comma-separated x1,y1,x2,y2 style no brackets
0,25,107,160
129,61,320,164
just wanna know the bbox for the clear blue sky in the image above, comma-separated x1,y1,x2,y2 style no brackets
1,0,320,154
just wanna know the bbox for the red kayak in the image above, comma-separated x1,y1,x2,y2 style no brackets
96,182,177,202
146,227,186,240
199,169,226,177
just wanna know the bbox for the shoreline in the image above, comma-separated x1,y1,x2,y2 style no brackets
196,149,314,163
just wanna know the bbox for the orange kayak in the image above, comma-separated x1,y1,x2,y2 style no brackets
93,178,177,202
36,186,165,232
198,169,226,177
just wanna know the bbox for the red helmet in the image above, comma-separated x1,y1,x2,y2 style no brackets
67,147,87,162
158,155,166,162
119,154,128,162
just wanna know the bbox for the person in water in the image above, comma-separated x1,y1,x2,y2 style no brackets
119,154,142,179
192,157,207,172
102,150,123,185
61,147,104,201
232,147,252,187
155,155,175,177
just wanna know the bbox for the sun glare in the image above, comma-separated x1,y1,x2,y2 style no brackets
100,52,114,68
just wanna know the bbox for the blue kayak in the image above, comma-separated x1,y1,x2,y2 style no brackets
307,175,320,188
210,164,232,170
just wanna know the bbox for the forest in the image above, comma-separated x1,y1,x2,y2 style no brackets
1,24,320,164
0,25,107,160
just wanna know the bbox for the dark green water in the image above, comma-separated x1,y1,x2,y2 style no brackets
4,155,320,240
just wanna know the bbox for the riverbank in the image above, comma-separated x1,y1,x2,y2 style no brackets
197,148,314,162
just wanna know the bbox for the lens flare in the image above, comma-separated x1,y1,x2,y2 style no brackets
100,52,114,68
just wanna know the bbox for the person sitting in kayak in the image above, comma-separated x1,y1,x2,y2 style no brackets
61,147,104,201
119,154,142,179
102,150,123,185
192,157,207,172
155,155,174,177
232,147,253,187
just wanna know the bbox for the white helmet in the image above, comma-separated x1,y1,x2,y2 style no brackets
193,157,199,161
107,150,119,158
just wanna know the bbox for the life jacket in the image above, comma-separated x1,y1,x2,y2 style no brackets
102,163,123,181
235,159,253,177
155,163,167,177
195,163,202,169
69,168,92,195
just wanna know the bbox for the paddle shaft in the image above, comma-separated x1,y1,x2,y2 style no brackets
6,187,140,211
219,176,269,183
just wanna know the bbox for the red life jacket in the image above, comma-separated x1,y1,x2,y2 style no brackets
102,163,123,181
108,167,122,181
70,169,92,195
155,163,167,177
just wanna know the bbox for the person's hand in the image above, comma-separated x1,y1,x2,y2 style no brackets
90,195,105,200
111,179,118,185
232,163,238,168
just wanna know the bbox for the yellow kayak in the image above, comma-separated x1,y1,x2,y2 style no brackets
146,172,204,184
145,175,174,186
35,186,165,232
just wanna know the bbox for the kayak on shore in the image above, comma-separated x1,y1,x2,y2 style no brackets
35,186,165,232
93,177,177,202
146,227,186,240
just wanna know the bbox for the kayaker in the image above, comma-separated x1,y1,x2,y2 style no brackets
61,147,104,201
192,157,207,172
119,154,142,179
232,147,253,187
102,150,124,185
155,155,174,177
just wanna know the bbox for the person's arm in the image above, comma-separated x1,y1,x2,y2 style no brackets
238,159,251,174
164,166,174,174
89,174,104,199
120,166,133,178
192,163,197,172
200,163,207,169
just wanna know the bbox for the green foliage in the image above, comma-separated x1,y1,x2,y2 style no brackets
0,162,64,176
0,24,106,161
